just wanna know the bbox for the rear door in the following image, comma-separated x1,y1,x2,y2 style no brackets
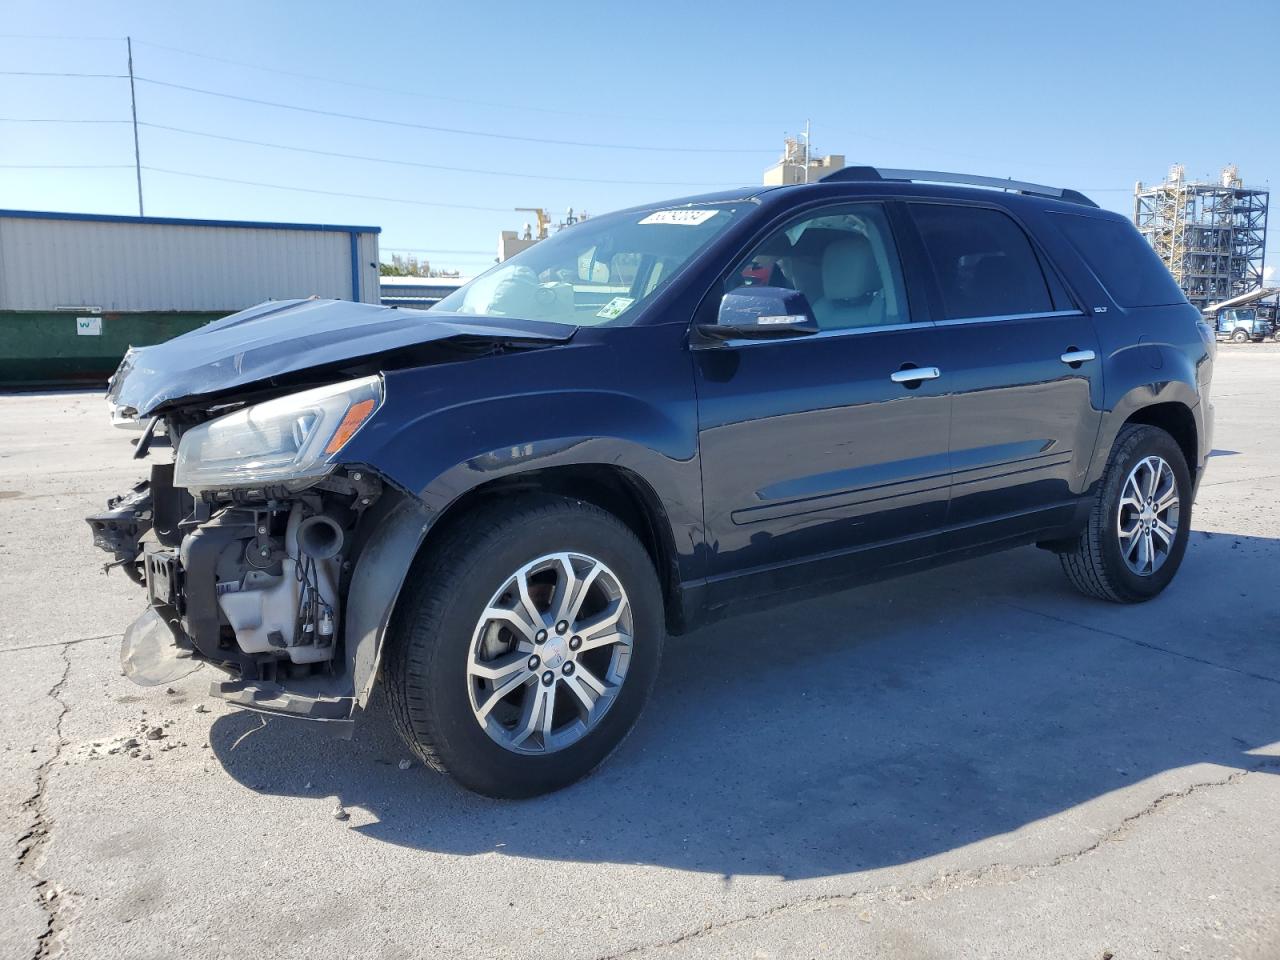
694,201,953,602
904,201,1102,544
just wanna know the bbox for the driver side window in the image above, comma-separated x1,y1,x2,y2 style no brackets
728,203,910,331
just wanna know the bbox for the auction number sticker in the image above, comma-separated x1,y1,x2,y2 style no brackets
597,296,635,320
638,209,719,226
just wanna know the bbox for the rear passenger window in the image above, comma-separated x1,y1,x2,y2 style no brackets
910,204,1054,320
1052,213,1187,308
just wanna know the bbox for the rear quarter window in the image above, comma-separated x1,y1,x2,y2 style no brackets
1051,213,1187,308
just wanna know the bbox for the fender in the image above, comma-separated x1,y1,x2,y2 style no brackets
338,330,704,705
1087,339,1204,489
343,330,702,576
342,438,691,708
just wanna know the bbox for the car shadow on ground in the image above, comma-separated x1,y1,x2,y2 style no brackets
209,531,1280,880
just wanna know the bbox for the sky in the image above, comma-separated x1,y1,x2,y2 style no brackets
2,0,1278,279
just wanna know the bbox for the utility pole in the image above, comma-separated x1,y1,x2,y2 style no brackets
802,119,811,184
126,36,144,216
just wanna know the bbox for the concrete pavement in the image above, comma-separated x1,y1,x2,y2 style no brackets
3,345,1277,960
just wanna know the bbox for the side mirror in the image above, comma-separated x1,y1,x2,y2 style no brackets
697,286,820,341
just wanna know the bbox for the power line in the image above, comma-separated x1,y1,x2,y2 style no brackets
381,246,494,255
130,37,784,130
0,118,131,123
141,166,515,212
132,76,772,154
0,163,135,169
0,70,125,78
0,32,120,41
138,122,732,187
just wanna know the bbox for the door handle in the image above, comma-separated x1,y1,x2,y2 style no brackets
1060,349,1096,366
890,366,941,384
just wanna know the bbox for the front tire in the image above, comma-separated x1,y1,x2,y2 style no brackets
383,495,664,798
1059,424,1192,603
1231,329,1249,343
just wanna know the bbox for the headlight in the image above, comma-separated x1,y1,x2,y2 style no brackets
174,376,383,493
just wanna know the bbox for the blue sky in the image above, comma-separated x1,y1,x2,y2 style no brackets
3,0,1277,278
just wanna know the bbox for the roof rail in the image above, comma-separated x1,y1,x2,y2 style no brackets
818,166,1098,208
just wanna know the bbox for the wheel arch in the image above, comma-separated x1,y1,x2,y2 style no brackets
412,463,686,632
1088,370,1205,491
1122,402,1199,482
346,462,689,710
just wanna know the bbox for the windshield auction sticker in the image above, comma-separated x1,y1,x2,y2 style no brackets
638,209,719,226
597,297,635,320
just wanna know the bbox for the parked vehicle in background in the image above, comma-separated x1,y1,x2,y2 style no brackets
1211,306,1274,343
88,167,1215,798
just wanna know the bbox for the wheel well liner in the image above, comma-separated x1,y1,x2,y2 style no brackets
1122,402,1198,481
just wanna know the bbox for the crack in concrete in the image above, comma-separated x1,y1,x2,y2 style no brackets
1001,601,1280,687
1199,472,1280,488
1,633,121,655
591,758,1280,960
17,644,73,960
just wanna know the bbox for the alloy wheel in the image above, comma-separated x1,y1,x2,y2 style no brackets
466,552,633,754
1117,455,1180,576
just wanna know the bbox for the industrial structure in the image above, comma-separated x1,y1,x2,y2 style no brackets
1134,165,1269,311
0,209,380,385
763,136,845,186
498,207,588,262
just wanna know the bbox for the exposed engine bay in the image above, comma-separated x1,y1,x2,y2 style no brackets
85,297,575,731
88,419,390,728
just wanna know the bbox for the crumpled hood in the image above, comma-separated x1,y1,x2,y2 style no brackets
107,298,575,417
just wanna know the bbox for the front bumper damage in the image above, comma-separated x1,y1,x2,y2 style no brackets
90,462,422,735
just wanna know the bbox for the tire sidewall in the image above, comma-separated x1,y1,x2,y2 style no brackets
1098,429,1193,600
407,502,664,798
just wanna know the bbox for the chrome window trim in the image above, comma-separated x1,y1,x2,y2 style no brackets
933,309,1084,327
697,319,933,349
696,309,1087,349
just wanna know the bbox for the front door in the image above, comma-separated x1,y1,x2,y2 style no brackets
694,201,953,602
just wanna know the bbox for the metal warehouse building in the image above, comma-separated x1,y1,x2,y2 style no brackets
0,210,381,385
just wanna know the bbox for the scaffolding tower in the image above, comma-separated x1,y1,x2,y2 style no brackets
1134,164,1268,311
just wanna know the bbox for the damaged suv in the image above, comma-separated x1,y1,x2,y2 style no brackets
90,167,1214,798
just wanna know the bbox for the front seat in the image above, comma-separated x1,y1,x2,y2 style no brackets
811,235,886,330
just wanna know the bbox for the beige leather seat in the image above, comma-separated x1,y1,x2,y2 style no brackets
811,235,886,330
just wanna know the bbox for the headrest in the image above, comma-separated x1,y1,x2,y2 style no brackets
821,235,881,301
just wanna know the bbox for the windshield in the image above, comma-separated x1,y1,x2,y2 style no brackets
432,203,747,326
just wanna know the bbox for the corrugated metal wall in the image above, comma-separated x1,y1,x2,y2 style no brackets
0,215,381,311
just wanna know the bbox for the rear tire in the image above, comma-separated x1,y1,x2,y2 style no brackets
1059,424,1192,603
383,494,664,798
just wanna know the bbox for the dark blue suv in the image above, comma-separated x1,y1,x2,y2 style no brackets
91,167,1215,797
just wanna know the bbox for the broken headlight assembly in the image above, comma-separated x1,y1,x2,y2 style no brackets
173,375,383,494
